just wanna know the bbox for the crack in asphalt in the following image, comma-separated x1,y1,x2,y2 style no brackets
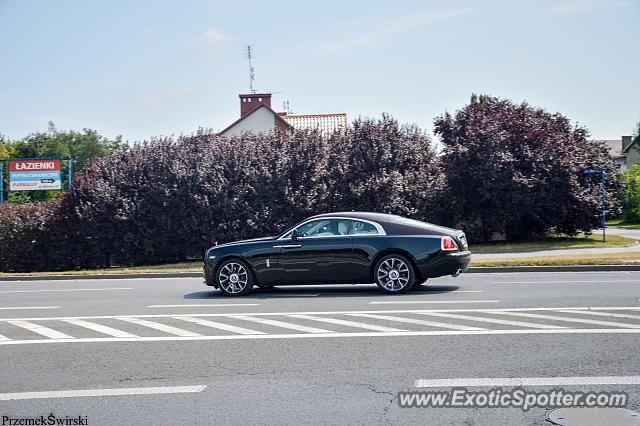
344,382,396,423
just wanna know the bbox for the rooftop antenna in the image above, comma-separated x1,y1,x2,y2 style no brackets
247,45,256,93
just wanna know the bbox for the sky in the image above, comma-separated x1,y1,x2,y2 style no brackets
1,0,639,143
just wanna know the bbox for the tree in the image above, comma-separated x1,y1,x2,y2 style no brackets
333,114,445,219
434,95,621,242
620,165,640,223
6,123,124,202
15,122,124,171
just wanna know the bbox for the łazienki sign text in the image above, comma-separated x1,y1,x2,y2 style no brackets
9,159,62,191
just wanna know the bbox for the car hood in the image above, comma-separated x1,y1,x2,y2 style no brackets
212,235,277,249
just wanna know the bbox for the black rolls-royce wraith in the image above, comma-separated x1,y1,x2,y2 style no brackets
204,212,471,296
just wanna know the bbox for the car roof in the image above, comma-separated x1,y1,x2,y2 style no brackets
308,212,458,237
310,211,399,223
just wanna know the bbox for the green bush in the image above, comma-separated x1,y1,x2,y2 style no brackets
620,165,640,222
0,116,444,271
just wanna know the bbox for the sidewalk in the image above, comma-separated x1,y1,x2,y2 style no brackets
474,227,640,260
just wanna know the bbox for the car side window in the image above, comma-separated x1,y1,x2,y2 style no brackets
349,220,379,235
295,219,352,238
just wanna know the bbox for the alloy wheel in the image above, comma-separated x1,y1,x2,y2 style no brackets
377,257,410,291
218,262,249,294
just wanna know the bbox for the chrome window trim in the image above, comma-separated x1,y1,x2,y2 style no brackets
277,217,386,240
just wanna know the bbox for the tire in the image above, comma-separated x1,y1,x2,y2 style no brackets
216,259,254,296
374,254,416,294
412,279,427,289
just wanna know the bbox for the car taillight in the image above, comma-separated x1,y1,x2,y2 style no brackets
441,236,458,251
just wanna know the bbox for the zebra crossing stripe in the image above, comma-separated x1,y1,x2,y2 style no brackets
174,316,265,335
63,319,138,338
492,311,640,329
116,317,202,337
347,313,486,331
417,312,566,329
7,320,73,339
288,314,406,332
559,310,640,321
230,315,333,333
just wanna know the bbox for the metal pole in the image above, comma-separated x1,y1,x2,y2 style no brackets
67,154,72,191
601,168,606,243
0,161,3,203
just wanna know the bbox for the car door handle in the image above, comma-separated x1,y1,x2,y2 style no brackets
273,244,302,249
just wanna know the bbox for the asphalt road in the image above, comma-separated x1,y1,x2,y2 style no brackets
0,272,639,425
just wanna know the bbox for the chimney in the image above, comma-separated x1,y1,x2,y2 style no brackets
239,93,272,117
622,136,633,151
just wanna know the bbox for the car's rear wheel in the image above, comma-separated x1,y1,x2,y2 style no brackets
374,254,415,294
216,259,254,296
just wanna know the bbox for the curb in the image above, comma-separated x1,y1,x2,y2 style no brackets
2,265,640,281
468,265,640,273
0,272,203,281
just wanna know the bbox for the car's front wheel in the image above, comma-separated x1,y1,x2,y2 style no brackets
374,254,415,294
216,259,254,296
412,279,427,289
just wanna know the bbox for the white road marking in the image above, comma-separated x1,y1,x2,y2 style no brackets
147,304,259,308
492,311,640,329
1,328,639,346
494,280,640,284
288,314,406,332
62,319,138,338
230,315,333,333
0,306,59,310
347,313,486,331
417,312,566,329
414,376,640,388
0,385,207,401
116,317,201,337
0,288,132,294
7,320,73,339
0,333,10,341
369,300,499,305
261,294,322,298
175,316,265,335
3,306,640,322
560,310,640,320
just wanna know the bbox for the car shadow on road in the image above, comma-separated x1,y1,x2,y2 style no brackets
184,284,460,299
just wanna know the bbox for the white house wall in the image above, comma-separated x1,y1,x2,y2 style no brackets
221,107,276,137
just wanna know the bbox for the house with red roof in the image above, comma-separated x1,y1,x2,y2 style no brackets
219,93,347,137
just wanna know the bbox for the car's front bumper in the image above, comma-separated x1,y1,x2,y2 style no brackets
203,261,219,288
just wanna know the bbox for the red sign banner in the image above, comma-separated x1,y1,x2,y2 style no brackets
9,159,61,172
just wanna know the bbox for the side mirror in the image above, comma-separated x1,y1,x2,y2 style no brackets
291,229,300,240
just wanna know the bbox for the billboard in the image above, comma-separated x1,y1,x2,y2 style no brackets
9,159,62,191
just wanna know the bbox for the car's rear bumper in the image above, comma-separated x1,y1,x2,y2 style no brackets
419,250,471,279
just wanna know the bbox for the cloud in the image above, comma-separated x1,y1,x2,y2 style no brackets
378,9,472,35
311,8,471,53
190,28,230,49
141,85,205,105
544,0,635,15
